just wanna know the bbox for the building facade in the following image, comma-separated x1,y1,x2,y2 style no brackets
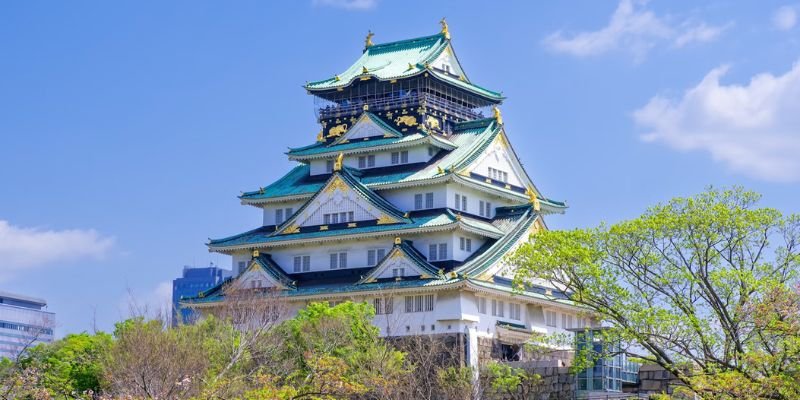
172,265,232,325
0,291,55,360
185,23,589,369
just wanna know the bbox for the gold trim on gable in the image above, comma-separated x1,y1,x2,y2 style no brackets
376,214,396,225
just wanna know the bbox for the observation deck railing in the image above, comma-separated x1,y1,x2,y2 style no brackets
317,93,484,121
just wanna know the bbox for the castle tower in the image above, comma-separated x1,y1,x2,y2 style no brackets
185,25,585,367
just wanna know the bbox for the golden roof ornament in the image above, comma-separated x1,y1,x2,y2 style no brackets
363,103,369,111
493,106,503,125
440,18,450,39
526,187,541,211
362,66,369,74
316,130,324,142
333,152,344,171
252,249,260,258
394,236,401,245
365,30,374,48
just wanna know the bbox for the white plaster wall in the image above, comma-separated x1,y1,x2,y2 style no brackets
450,232,486,262
231,251,252,275
377,184,449,211
269,237,395,273
446,183,519,219
261,201,307,226
308,144,435,176
468,138,527,188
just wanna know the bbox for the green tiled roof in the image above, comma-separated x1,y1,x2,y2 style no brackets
240,119,497,202
304,33,503,101
287,133,452,159
183,275,459,305
208,208,506,251
456,204,538,276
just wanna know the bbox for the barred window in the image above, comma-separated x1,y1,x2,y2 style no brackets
374,297,393,315
510,303,521,320
293,255,310,272
414,194,423,210
429,244,438,261
404,294,435,313
546,310,557,327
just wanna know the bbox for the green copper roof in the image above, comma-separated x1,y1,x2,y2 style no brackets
209,208,507,251
456,204,539,276
304,33,503,101
183,275,460,305
287,132,454,159
241,119,497,202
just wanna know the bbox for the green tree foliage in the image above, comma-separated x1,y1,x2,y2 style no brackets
480,362,542,400
246,301,408,400
509,187,800,399
19,332,112,398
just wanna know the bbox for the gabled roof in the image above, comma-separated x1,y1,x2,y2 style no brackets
241,118,498,203
304,33,503,101
273,166,409,235
331,112,403,144
192,254,295,299
357,239,440,284
246,254,296,290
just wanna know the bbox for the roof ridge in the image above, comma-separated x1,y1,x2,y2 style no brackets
368,33,445,51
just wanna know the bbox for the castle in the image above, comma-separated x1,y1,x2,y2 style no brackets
184,21,586,369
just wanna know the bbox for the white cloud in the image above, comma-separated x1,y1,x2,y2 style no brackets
634,61,800,182
312,0,376,11
773,6,797,31
0,220,114,280
543,0,729,60
673,21,731,48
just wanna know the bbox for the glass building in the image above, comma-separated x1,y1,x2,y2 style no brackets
172,265,232,325
572,328,640,395
0,291,55,360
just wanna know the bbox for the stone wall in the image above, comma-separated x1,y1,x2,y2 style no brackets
481,364,575,400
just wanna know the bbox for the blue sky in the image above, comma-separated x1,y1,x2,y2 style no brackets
1,0,799,336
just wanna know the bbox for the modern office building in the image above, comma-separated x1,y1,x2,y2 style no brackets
0,291,55,360
172,265,232,324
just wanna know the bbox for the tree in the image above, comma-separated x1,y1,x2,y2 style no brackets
102,316,224,399
509,187,800,399
245,301,408,400
480,362,543,400
19,332,112,399
196,286,289,398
